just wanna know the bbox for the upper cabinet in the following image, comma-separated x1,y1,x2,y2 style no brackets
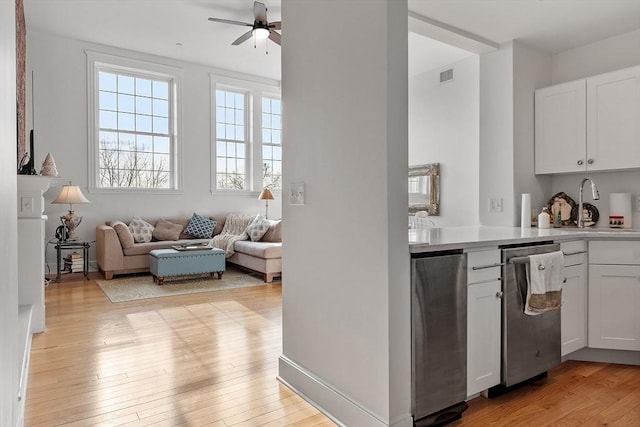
587,67,640,171
535,80,586,174
535,65,640,174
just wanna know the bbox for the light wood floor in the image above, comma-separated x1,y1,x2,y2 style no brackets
26,272,334,426
26,273,640,426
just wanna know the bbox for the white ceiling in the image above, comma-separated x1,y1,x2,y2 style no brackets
408,0,640,54
24,0,283,80
24,0,640,80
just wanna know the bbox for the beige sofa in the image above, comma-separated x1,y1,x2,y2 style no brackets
96,215,282,283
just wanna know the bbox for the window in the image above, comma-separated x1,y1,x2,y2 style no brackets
262,97,282,190
215,89,247,190
212,75,281,193
88,52,181,191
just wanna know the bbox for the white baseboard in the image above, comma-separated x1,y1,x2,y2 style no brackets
278,355,413,427
17,305,33,427
563,347,640,365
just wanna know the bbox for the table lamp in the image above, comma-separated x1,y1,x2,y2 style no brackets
51,181,91,240
258,188,274,219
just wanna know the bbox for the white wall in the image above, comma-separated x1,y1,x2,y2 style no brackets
479,41,557,227
280,0,410,425
479,43,515,226
549,29,640,228
551,29,640,85
26,31,282,268
409,55,479,226
0,0,19,424
513,41,552,223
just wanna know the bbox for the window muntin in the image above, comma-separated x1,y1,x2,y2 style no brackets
262,97,282,190
211,75,280,194
215,89,247,190
92,62,177,190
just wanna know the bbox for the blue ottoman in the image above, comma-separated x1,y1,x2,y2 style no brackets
149,248,226,285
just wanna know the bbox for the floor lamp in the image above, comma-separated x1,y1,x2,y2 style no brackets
258,188,274,219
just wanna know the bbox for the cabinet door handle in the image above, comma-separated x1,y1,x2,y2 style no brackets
472,262,505,270
563,250,587,256
496,291,504,299
587,158,594,165
563,277,567,283
577,159,584,166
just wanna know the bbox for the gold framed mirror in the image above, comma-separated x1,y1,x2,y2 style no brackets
409,163,440,215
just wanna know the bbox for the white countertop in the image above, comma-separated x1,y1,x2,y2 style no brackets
409,226,640,253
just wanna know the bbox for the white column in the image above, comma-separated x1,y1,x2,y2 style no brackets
279,1,410,426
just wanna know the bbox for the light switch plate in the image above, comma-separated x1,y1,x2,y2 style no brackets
289,182,305,205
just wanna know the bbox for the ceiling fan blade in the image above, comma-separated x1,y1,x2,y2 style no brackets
268,30,281,46
208,17,252,27
269,21,281,30
253,1,268,23
232,30,254,46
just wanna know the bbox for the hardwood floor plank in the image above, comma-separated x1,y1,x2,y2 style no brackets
26,275,334,427
27,274,640,426
458,362,640,426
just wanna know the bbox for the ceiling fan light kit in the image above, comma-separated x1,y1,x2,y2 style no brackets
208,1,281,50
253,27,270,40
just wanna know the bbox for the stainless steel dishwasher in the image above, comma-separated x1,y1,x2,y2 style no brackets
411,251,468,426
497,243,561,389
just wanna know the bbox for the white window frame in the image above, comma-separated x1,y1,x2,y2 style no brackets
210,73,280,194
86,51,183,193
261,95,282,191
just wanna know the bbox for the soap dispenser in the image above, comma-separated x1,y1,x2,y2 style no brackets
538,207,551,229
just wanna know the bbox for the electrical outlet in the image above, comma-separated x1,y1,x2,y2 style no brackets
20,197,33,213
488,197,503,213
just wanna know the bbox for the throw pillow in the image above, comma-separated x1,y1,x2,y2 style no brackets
261,219,282,242
245,214,270,242
185,213,217,239
152,219,183,241
128,216,154,243
111,220,135,249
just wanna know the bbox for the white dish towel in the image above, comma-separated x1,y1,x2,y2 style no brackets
525,251,564,316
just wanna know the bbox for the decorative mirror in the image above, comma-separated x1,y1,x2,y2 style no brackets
409,163,440,215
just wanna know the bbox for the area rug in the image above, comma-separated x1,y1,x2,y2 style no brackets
96,268,271,303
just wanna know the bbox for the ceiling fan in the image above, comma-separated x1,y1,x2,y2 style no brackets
208,1,281,46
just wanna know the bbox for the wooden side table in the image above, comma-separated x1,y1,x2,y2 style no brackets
48,238,95,282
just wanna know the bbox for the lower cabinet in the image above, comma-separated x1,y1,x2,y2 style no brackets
588,264,640,351
561,263,588,355
560,240,588,357
467,280,501,396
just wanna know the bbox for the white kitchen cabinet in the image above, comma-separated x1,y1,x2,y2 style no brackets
588,241,640,351
561,264,588,355
560,241,587,356
586,67,640,171
535,80,586,174
535,65,640,174
465,247,501,396
467,280,501,396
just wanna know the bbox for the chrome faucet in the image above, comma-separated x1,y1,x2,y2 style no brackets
578,177,600,228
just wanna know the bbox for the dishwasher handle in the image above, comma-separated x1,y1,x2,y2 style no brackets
471,262,505,270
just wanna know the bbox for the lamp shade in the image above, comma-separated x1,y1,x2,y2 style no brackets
52,183,91,206
258,188,274,201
